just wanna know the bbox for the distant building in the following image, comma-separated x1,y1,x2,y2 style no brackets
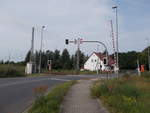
84,52,115,71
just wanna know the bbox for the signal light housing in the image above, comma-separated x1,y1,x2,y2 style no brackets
65,39,69,45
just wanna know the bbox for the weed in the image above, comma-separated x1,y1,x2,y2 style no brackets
91,75,150,113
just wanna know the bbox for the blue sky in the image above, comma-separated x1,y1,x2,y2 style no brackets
0,0,149,61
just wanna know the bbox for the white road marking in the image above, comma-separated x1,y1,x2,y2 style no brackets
0,78,70,87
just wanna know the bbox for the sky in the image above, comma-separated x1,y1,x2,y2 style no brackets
0,0,150,61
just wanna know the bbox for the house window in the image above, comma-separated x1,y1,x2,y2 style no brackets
95,59,97,62
103,58,107,65
91,59,93,62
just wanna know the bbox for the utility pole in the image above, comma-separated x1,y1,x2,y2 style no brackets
77,38,80,71
39,26,45,73
30,27,34,63
30,27,35,73
146,38,150,71
112,6,119,77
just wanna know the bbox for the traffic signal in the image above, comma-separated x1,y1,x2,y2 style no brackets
65,39,69,45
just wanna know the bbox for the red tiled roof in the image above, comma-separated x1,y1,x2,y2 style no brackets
94,52,115,66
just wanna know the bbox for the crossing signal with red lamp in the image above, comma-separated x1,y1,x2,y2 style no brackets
65,39,69,45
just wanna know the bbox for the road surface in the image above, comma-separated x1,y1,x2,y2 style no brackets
0,74,114,113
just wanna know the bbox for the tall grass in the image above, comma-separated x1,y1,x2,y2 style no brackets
91,75,150,113
28,80,76,113
0,64,25,77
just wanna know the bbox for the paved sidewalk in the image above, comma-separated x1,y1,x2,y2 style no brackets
60,80,109,113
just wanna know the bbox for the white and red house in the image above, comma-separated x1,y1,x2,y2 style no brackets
84,52,115,71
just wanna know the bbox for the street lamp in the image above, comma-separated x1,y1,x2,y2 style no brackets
39,26,45,73
112,6,119,77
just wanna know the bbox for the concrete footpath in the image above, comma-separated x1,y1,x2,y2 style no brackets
60,80,109,113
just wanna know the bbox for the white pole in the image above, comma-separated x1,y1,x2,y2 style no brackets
112,6,119,77
39,26,45,73
137,60,141,76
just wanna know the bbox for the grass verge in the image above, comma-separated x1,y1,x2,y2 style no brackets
91,75,150,113
28,80,76,113
43,70,98,75
0,64,25,78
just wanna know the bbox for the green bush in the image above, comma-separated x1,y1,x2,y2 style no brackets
29,80,76,113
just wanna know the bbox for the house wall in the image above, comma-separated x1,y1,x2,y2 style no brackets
84,53,106,71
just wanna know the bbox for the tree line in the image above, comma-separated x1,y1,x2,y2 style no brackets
25,49,88,70
1,46,149,70
24,46,150,70
114,47,150,70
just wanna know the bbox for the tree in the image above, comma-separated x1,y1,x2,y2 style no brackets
61,49,71,69
70,55,76,70
46,50,54,62
118,51,138,69
25,51,31,63
41,51,47,68
0,60,4,64
138,47,150,70
74,50,86,69
52,50,61,69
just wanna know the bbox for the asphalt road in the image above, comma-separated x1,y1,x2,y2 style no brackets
0,74,114,113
